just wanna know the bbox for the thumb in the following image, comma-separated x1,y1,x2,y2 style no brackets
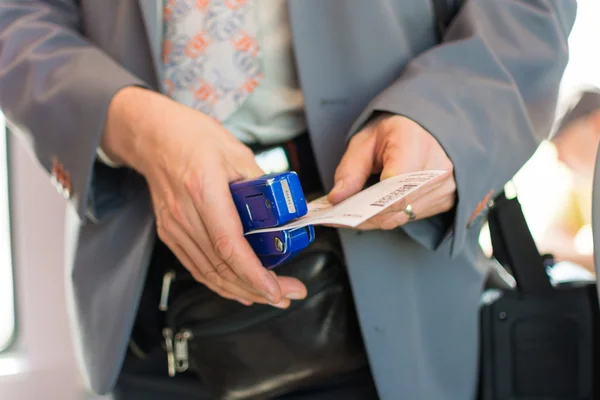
242,163,266,179
232,157,266,181
328,132,376,204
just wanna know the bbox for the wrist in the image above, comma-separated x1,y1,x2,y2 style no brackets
102,86,163,173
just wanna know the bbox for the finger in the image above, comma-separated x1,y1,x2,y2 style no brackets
164,231,290,307
363,168,452,227
358,177,456,229
355,220,379,230
321,223,347,229
182,206,307,302
229,145,265,181
158,231,244,303
177,199,249,286
355,179,437,230
173,244,273,307
272,273,308,300
175,162,269,293
161,217,281,305
181,164,303,304
159,210,227,288
379,133,425,181
367,189,456,230
235,159,265,181
328,130,377,204
375,174,446,216
191,171,283,303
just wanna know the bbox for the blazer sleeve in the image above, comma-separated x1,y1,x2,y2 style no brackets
349,0,577,257
0,0,149,222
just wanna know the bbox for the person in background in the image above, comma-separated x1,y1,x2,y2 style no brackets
0,1,576,399
543,91,600,274
485,90,600,282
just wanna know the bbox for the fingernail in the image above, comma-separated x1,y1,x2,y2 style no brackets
286,292,306,300
270,300,290,309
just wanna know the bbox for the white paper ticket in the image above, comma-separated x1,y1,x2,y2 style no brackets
246,170,447,235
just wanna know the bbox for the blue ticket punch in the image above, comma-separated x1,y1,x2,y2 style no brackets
230,172,308,232
230,171,314,269
245,225,315,269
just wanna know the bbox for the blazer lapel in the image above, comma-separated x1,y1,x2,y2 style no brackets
137,0,163,82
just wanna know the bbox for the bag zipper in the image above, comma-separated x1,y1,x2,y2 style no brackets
163,327,194,377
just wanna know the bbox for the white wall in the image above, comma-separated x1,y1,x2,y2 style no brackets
557,0,600,115
0,134,109,400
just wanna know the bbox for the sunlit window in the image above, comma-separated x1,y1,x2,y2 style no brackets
0,111,14,351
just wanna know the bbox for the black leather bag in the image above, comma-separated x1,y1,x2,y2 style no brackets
479,193,600,399
158,227,368,400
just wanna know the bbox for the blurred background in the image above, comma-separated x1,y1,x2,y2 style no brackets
0,0,599,398
479,0,600,278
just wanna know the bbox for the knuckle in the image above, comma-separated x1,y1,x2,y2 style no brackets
190,270,206,284
159,214,173,234
154,201,170,222
205,269,224,286
213,233,236,264
156,225,169,242
166,199,185,226
161,216,177,237
183,171,206,205
238,145,256,161
214,261,238,283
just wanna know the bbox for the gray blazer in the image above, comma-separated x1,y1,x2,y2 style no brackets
0,1,576,398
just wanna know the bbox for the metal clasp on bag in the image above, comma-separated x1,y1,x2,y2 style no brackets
174,330,193,374
159,270,176,311
163,328,193,377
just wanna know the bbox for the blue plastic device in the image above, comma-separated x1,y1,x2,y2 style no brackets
230,172,308,232
230,172,314,268
245,225,315,269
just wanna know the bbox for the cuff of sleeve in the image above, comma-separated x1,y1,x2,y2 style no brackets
97,146,123,168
